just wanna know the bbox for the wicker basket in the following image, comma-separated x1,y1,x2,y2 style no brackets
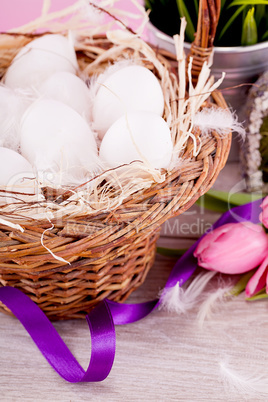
0,0,231,320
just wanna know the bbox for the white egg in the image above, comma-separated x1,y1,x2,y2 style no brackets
0,85,29,151
99,111,173,170
0,147,36,203
38,72,90,121
92,64,165,138
5,34,78,89
20,99,99,186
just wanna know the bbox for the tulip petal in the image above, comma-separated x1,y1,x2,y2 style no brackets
194,222,268,274
245,255,268,297
261,196,268,209
259,196,268,228
193,224,231,256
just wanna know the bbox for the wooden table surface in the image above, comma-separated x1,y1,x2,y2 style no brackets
1,162,268,401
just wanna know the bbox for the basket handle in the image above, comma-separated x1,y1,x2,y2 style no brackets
188,0,221,82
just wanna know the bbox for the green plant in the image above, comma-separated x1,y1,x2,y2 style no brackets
145,0,268,46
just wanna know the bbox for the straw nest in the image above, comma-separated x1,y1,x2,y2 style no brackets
0,1,231,319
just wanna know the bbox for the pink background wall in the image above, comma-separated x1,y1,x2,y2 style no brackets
0,1,143,32
0,0,74,31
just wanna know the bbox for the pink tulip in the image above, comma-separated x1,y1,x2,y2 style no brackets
259,196,268,228
245,255,268,297
194,222,268,274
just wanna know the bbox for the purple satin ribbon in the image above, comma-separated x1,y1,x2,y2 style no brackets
0,199,262,382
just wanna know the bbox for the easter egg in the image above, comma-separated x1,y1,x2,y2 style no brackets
5,34,78,89
0,147,35,203
20,99,99,186
92,64,165,138
38,72,90,121
99,111,173,170
0,85,30,151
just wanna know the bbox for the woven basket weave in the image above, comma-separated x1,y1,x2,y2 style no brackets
0,0,231,320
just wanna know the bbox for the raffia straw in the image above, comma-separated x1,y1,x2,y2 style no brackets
41,0,51,17
0,218,24,232
6,0,149,37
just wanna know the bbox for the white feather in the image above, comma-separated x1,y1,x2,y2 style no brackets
82,1,105,25
193,107,245,139
158,271,216,314
220,360,268,397
197,285,233,328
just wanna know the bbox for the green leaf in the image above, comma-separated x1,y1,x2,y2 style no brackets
242,7,258,45
205,189,262,206
218,5,246,40
262,30,268,40
144,0,150,8
156,246,187,258
229,271,256,296
228,0,268,6
176,0,196,42
195,189,262,213
193,0,198,16
255,4,266,25
246,287,268,300
195,194,233,213
145,0,171,9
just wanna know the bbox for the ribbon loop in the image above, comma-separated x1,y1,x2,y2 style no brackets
0,287,115,383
